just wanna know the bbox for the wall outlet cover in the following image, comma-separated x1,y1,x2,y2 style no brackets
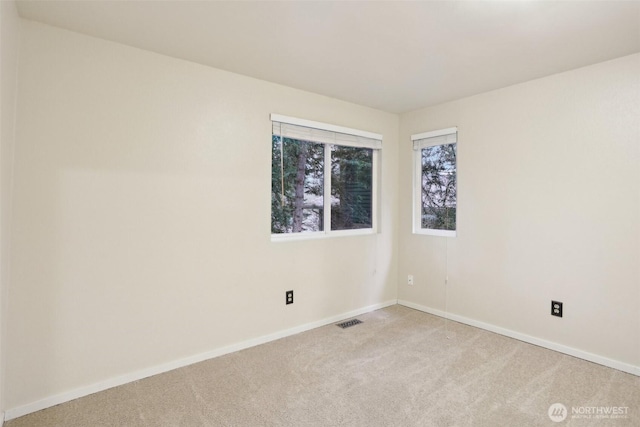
551,301,563,317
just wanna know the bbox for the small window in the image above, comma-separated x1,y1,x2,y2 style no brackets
271,114,381,240
412,127,457,237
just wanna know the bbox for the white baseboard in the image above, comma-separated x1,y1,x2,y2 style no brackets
4,299,397,421
397,299,640,377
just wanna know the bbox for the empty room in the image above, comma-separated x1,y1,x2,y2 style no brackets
0,1,639,426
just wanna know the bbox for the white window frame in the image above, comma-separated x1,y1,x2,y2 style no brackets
412,127,458,237
271,114,381,242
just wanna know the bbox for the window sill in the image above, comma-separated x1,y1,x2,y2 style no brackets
413,228,456,238
271,228,375,242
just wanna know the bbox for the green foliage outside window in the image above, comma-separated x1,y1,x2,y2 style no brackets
421,143,456,231
271,136,373,234
331,146,372,230
271,136,324,233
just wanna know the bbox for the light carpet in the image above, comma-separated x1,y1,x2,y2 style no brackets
6,305,639,426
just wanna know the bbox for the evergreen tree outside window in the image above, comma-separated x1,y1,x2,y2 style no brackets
271,136,324,233
271,115,381,240
412,127,457,237
331,145,373,231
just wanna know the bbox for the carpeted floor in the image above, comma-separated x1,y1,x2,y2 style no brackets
6,305,640,426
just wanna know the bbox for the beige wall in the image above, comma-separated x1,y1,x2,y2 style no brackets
0,0,21,419
399,53,640,369
6,20,399,410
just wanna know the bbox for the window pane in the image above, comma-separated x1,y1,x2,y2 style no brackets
331,146,373,230
421,143,456,230
271,136,324,233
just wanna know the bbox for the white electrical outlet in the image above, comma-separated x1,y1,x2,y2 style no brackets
408,275,414,285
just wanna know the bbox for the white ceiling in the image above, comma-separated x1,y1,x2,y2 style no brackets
16,0,640,113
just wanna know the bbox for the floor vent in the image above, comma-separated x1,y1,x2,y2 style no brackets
336,319,363,329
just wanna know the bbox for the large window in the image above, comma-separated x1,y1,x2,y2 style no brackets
271,114,381,240
412,127,457,237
